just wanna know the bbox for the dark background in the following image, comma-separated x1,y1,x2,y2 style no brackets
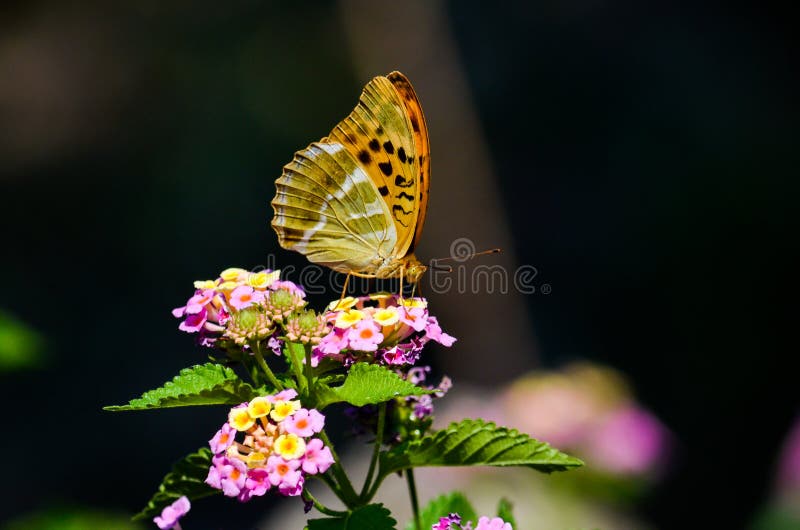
1,1,797,528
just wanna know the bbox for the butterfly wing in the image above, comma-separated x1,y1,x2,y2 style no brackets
271,141,397,274
326,71,429,258
386,71,430,254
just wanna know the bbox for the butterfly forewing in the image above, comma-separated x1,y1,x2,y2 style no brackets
386,71,430,254
272,141,397,273
327,73,425,258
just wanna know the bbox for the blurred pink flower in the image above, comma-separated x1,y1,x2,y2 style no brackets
585,406,668,475
776,415,800,492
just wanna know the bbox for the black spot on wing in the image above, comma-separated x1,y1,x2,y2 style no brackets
369,138,380,152
409,112,420,132
376,126,384,135
379,162,392,176
392,205,411,226
397,191,414,201
358,150,371,164
397,147,407,163
383,141,394,154
395,174,414,188
378,185,389,196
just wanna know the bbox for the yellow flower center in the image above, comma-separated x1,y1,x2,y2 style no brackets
248,270,280,289
373,307,399,327
229,408,255,431
274,434,306,460
220,268,248,282
247,397,272,418
270,400,300,422
335,309,365,329
328,296,358,311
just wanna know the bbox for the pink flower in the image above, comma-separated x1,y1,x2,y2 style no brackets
317,328,348,355
178,310,208,333
266,455,303,495
209,423,236,454
242,468,271,500
279,474,305,496
302,438,334,475
283,409,325,437
347,319,383,352
425,316,457,347
270,280,306,297
206,455,248,497
585,406,667,475
268,388,298,403
399,305,428,332
475,516,512,530
229,285,265,310
153,496,190,530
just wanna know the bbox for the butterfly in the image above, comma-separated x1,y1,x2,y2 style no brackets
271,71,430,285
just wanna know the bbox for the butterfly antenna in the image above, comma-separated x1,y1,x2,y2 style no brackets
432,248,502,264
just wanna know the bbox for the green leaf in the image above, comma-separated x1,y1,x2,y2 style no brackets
407,492,477,530
307,504,397,530
133,448,218,521
378,419,583,481
496,498,516,529
104,363,262,411
316,362,432,409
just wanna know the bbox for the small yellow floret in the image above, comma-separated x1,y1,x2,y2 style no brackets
401,298,428,309
218,281,239,291
373,307,400,327
247,396,272,418
274,434,306,460
270,399,301,422
328,296,358,311
248,270,280,289
220,268,248,282
193,279,217,290
229,407,255,431
245,451,268,468
335,309,364,329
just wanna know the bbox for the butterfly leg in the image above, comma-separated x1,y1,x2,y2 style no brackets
336,272,352,309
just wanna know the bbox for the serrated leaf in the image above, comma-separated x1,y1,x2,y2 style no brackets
316,363,431,409
496,498,516,528
133,448,218,521
407,491,477,530
104,363,262,411
307,504,396,530
378,419,583,481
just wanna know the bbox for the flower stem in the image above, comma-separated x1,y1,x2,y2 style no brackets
304,343,314,396
252,340,283,391
406,468,422,530
302,488,347,517
360,402,386,500
318,429,359,507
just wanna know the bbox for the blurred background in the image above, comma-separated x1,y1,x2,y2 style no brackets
1,0,797,528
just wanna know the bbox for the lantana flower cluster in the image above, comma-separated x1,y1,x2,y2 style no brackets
205,389,333,501
172,267,320,353
316,294,456,366
433,513,513,530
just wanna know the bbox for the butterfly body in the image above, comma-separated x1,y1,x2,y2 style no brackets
271,71,430,284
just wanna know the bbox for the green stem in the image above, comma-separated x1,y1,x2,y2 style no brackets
359,402,386,500
406,468,422,530
302,488,348,517
318,429,359,507
252,340,283,391
304,343,313,398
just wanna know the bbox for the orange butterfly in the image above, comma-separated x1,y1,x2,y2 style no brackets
271,71,430,286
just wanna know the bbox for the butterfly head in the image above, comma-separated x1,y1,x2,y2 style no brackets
403,255,427,284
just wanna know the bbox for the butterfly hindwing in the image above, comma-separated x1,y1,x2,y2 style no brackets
271,141,397,273
327,73,424,258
